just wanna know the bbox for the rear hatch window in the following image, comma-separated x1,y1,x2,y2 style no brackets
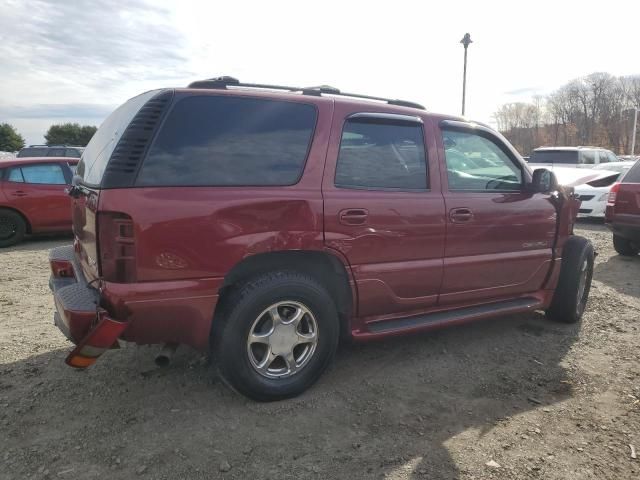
621,161,640,183
136,95,317,186
76,89,162,186
530,150,579,164
17,147,49,157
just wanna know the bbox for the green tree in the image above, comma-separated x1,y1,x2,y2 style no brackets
45,123,98,147
0,123,26,151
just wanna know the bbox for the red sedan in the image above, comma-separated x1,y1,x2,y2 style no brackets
0,157,78,247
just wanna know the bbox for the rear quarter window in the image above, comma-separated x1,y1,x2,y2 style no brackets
136,96,317,187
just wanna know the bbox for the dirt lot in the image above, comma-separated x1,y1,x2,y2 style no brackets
0,223,638,480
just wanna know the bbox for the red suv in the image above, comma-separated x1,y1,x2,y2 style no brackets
49,77,594,401
0,157,78,247
605,160,640,256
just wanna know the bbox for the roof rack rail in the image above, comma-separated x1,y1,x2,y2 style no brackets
27,144,78,147
187,76,425,110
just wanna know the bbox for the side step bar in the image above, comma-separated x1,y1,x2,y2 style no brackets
367,297,542,334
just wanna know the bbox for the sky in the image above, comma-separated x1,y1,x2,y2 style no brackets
1,0,639,146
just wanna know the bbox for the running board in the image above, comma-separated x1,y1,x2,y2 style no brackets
367,297,542,334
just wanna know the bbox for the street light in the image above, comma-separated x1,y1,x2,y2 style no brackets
460,33,473,116
631,106,638,156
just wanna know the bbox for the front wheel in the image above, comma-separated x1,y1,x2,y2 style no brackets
213,272,340,401
613,234,639,257
546,236,594,324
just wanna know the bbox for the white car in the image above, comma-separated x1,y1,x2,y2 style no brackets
573,162,636,218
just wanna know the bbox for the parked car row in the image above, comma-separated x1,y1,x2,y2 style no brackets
574,162,635,218
526,147,637,219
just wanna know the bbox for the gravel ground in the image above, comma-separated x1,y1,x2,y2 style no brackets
0,223,638,480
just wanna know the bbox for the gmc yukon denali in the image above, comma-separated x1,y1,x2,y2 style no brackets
49,77,594,401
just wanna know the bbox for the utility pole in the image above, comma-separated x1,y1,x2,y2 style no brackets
631,107,638,156
460,33,472,116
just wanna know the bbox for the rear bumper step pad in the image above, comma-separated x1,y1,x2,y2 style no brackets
49,244,100,344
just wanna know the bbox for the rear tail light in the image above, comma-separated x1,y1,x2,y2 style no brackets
50,259,75,279
66,310,127,368
97,211,136,283
607,182,620,206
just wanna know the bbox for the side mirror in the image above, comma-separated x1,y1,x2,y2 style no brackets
530,168,558,193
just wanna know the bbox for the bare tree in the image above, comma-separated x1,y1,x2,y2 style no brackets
494,72,640,155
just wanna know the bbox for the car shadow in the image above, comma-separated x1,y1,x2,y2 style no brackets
575,217,605,232
0,233,73,253
1,310,579,479
593,252,640,298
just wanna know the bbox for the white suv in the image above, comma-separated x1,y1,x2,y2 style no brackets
529,146,618,168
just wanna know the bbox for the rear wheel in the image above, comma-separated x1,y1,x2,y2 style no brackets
0,209,26,248
613,234,639,256
213,271,339,401
546,236,594,324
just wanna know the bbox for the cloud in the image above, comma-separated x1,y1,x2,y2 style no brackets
0,0,189,88
503,87,543,96
0,0,191,143
1,104,116,119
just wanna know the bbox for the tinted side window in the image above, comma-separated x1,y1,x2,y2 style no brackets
137,96,317,187
622,161,640,183
335,118,427,190
442,130,522,191
20,164,66,184
581,151,596,164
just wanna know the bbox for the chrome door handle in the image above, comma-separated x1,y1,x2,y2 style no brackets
339,209,369,225
449,208,473,222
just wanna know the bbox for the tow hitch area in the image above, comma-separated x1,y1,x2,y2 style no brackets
66,315,128,368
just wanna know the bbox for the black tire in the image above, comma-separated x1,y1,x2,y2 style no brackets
0,209,26,248
546,236,594,324
213,271,340,401
613,234,639,257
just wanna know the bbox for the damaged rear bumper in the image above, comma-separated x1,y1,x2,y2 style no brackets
49,244,127,368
